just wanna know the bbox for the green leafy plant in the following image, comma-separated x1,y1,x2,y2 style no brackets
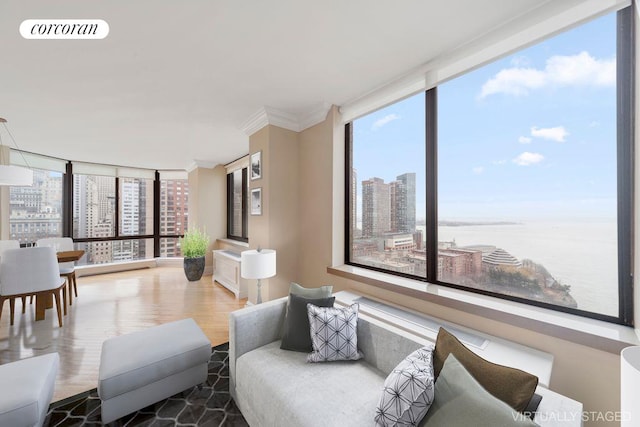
179,227,210,258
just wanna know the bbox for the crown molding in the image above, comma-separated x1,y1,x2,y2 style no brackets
187,160,217,172
239,108,271,137
239,103,333,136
298,102,332,131
265,107,300,132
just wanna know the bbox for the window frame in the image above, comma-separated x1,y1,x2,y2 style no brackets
345,7,634,326
226,166,249,243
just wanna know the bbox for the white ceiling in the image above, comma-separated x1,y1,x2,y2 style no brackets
0,0,582,170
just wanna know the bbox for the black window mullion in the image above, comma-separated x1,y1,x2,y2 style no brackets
345,123,353,263
114,176,120,238
153,171,160,258
63,161,73,238
242,167,248,239
227,172,233,238
617,5,635,326
426,88,438,283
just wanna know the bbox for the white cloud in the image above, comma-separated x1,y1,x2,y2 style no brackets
510,56,531,67
372,113,400,130
480,51,615,98
531,126,569,142
472,167,484,174
518,136,532,144
513,152,544,166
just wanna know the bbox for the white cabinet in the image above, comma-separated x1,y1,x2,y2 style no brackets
213,250,246,299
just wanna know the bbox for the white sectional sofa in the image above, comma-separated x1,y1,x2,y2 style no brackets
229,296,583,427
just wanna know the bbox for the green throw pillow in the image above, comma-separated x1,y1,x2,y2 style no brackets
420,355,538,427
433,328,538,413
289,282,333,299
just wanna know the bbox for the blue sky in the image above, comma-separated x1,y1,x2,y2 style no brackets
353,12,617,222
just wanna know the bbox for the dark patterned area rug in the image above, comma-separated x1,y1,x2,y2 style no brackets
44,343,248,426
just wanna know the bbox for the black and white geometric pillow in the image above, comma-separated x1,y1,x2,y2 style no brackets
374,345,436,426
307,303,363,363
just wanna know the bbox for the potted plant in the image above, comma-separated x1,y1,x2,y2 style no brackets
179,227,210,281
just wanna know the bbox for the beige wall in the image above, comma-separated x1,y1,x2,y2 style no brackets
247,125,299,302
188,165,227,269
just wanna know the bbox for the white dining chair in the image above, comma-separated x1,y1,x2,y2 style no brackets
0,240,24,313
36,237,78,305
0,247,66,327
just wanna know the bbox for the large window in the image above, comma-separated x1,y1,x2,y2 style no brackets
72,173,154,264
10,168,63,244
227,167,248,242
346,9,633,324
8,157,188,263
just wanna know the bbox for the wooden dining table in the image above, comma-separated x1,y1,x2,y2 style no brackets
35,249,85,321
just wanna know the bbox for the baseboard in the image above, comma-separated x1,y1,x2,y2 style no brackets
75,259,155,277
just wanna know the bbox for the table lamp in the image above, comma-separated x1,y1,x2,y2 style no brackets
241,248,276,304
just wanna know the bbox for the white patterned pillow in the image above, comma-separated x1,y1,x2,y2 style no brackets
375,345,436,426
306,303,363,362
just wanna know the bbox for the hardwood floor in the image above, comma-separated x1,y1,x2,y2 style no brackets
0,267,247,402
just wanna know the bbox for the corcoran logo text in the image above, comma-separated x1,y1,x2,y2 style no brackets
20,19,109,39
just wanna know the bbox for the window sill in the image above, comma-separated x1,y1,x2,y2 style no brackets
217,238,249,248
327,264,640,354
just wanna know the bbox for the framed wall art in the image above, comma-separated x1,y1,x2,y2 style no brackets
250,151,262,180
250,187,262,215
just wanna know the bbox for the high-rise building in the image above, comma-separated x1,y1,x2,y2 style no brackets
9,169,63,244
160,179,189,257
362,177,389,238
390,173,416,233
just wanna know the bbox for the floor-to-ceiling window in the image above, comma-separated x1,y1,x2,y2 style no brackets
346,7,633,324
8,158,190,263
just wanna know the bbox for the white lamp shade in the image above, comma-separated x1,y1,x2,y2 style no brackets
621,346,640,427
241,249,276,280
0,165,33,186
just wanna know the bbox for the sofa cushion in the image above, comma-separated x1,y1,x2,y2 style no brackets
420,355,538,426
375,345,435,427
307,303,362,363
289,282,333,299
280,294,335,352
433,327,538,413
236,340,384,427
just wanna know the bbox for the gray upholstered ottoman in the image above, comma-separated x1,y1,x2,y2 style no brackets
0,353,59,427
98,318,211,424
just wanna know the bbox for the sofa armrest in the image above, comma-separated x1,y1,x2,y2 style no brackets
229,297,287,398
534,386,583,427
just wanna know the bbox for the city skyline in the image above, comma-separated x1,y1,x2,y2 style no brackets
10,169,188,263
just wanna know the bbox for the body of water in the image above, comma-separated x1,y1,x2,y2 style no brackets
417,220,618,316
